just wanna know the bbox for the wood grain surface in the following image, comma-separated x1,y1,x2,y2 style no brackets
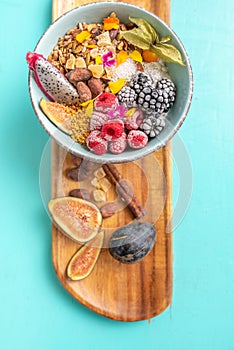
51,0,172,321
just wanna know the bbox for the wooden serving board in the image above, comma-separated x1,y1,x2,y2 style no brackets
51,0,172,321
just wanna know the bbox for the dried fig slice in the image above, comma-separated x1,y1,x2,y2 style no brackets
48,197,102,243
66,230,104,281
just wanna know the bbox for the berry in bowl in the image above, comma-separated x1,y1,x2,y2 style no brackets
27,2,193,163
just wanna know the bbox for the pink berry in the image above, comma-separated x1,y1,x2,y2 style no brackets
109,133,127,154
90,111,108,131
125,109,144,130
86,130,108,155
101,119,124,141
94,92,118,113
127,130,148,149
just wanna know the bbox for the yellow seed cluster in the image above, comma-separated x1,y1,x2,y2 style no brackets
70,112,91,145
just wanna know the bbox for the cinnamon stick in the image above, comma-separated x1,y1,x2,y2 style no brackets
102,164,146,219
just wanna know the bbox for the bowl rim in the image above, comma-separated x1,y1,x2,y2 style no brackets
28,1,194,164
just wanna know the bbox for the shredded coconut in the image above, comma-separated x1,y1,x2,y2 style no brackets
142,60,171,87
112,58,137,82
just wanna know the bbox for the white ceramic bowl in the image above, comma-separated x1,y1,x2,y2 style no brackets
28,2,193,163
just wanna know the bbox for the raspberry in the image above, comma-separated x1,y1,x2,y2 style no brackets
86,130,108,155
101,119,124,141
94,92,118,112
90,111,108,131
127,130,148,149
109,133,127,154
125,108,144,130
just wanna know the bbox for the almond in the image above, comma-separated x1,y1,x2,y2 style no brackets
77,82,92,102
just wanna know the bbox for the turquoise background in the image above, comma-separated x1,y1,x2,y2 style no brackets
0,0,234,349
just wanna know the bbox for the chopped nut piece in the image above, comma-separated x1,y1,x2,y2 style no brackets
93,189,106,202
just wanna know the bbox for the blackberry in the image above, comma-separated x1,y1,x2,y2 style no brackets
117,86,137,106
136,85,160,112
155,78,176,113
129,72,152,94
140,116,165,138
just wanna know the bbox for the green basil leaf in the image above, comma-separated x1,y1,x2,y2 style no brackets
160,34,171,43
129,17,158,43
150,43,185,66
121,28,150,50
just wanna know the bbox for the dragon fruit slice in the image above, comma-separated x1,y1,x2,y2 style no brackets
26,52,79,105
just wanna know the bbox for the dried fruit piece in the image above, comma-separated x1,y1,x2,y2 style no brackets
65,54,76,70
94,167,106,179
103,17,120,30
93,189,106,202
48,197,102,243
39,98,77,134
109,222,156,264
76,30,91,43
88,64,104,78
98,177,112,192
75,57,87,68
66,230,104,281
97,31,112,46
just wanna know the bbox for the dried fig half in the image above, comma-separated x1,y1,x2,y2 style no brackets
66,230,104,281
48,197,102,243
